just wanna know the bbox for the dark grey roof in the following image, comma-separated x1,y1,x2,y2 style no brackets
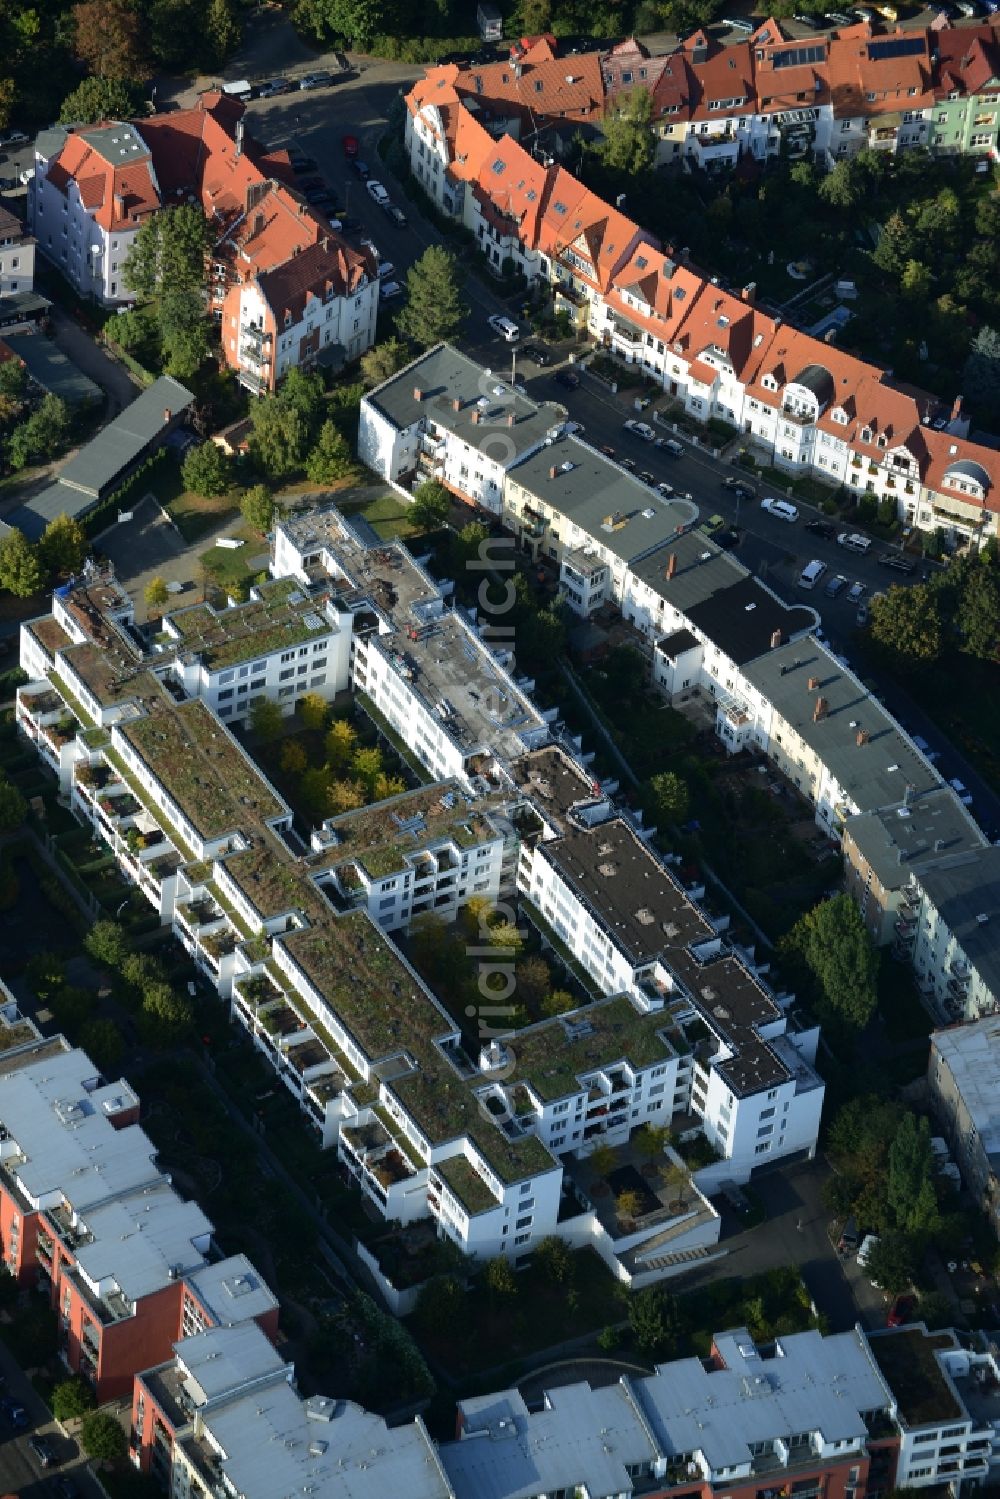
77,121,151,166
844,787,986,892
918,846,1000,998
743,638,942,815
369,343,555,465
6,480,95,540
630,529,745,609
509,439,697,562
658,627,700,658
56,375,193,499
34,126,69,161
944,458,991,492
687,577,816,668
793,363,834,406
2,333,100,406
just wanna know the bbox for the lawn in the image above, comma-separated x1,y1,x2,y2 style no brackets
338,489,422,541
168,485,241,544
198,521,265,595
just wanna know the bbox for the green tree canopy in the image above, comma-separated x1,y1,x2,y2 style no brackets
72,0,145,80
81,1017,125,1074
869,583,942,667
601,87,655,175
240,483,277,534
123,204,213,302
306,420,354,484
250,697,283,741
80,1409,128,1462
360,336,410,388
59,74,142,123
780,893,879,1031
52,1375,96,1422
0,358,27,398
38,513,88,577
957,564,999,660
182,440,230,498
144,576,169,615
84,919,129,969
647,770,689,827
248,399,308,478
7,393,71,470
888,1114,940,1238
397,245,468,347
628,1286,686,1358
864,1233,915,1296
0,530,42,597
409,479,450,531
962,325,1000,426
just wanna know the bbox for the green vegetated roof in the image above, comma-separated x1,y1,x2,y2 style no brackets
436,1153,499,1217
165,578,334,672
867,1330,963,1427
122,695,286,839
313,780,504,881
508,995,676,1104
224,831,330,926
60,641,160,709
27,616,73,656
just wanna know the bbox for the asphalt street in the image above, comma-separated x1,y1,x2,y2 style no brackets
0,1336,104,1498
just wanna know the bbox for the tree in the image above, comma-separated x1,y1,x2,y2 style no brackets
8,393,71,470
280,367,326,432
123,204,213,302
409,480,450,531
328,778,365,813
412,1274,466,1334
351,745,383,797
647,770,689,827
962,325,1000,424
360,336,410,388
80,1409,128,1462
0,359,26,399
81,1017,125,1073
52,1375,95,1422
541,988,575,1017
516,954,551,1010
298,692,328,733
158,289,210,379
38,514,88,578
59,75,142,124
484,1255,517,1299
204,0,240,64
250,697,283,741
634,1123,672,1164
628,1286,683,1358
864,1233,915,1297
888,1115,940,1237
957,564,999,660
306,420,354,484
397,245,468,347
144,576,169,616
781,893,879,1031
84,920,129,970
900,259,932,301
588,1143,617,1180
0,777,27,833
182,441,230,498
280,739,308,775
534,1235,573,1285
73,0,144,79
0,530,40,598
249,398,307,478
240,484,277,535
602,87,655,175
870,584,942,666
140,981,193,1043
616,1188,644,1224
324,717,356,770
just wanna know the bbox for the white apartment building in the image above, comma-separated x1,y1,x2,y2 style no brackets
897,846,1000,1023
0,206,36,301
358,343,557,513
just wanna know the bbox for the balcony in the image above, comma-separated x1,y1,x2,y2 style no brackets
240,322,270,347
780,406,815,427
610,316,644,348
520,507,547,539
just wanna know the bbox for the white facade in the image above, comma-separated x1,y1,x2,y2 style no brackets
0,222,35,299
30,144,141,306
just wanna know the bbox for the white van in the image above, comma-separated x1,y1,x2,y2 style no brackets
222,80,253,101
798,559,827,589
838,531,872,554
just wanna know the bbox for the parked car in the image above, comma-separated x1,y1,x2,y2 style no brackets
761,496,799,522
487,313,520,342
28,1434,56,1467
341,134,359,158
877,551,916,574
838,1215,859,1254
639,470,655,485
18,166,34,185
257,78,291,97
623,418,655,441
299,71,337,90
794,11,822,25
857,1232,880,1269
600,444,616,459
805,518,836,538
0,1398,29,1428
846,580,866,605
656,480,674,497
298,175,325,191
798,559,827,590
366,180,390,205
385,205,408,228
287,153,316,172
838,531,872,554
377,261,395,280
620,456,637,471
304,188,332,205
824,573,848,599
352,158,371,179
380,280,403,299
554,369,579,390
826,10,854,23
856,600,870,627
50,1478,79,1499
521,345,550,365
0,129,29,146
723,474,755,494
655,436,684,456
888,1293,916,1328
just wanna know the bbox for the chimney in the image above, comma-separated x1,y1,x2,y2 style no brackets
549,465,558,479
506,411,515,427
413,387,423,402
322,236,328,252
113,192,125,220
951,394,962,422
451,396,461,412
934,838,945,852
856,729,869,747
813,696,828,722
235,117,244,159
807,676,819,691
741,282,757,305
770,629,783,649
666,552,678,580
471,409,481,425
163,408,172,424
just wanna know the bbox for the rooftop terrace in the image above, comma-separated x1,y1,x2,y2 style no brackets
512,745,603,827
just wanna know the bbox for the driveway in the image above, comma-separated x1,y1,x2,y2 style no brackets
48,305,139,415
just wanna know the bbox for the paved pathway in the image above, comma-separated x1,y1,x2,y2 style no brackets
47,305,139,415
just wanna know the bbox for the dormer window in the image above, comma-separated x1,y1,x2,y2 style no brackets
877,434,887,448
860,427,871,442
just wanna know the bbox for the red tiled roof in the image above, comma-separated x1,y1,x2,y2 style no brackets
454,40,604,127
256,237,372,325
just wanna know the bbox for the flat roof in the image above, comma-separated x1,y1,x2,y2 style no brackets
312,780,503,880
867,1328,965,1427
542,818,714,965
508,436,697,562
184,1254,278,1328
504,994,677,1105
631,528,750,612
634,1327,891,1471
844,787,986,893
512,745,603,827
658,627,700,659
2,333,101,406
164,579,340,672
446,1381,658,1499
687,576,816,667
368,342,557,464
743,639,942,815
74,1183,212,1305
176,1321,285,1405
203,1385,451,1499
917,845,1000,1001
931,1018,1000,1162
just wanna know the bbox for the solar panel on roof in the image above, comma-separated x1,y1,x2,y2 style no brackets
766,43,825,69
867,35,924,59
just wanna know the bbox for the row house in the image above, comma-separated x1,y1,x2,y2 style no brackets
0,205,36,304
929,28,1000,156
132,1321,452,1499
0,1044,277,1401
893,845,1000,1024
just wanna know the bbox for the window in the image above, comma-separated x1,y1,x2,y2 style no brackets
279,667,294,681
